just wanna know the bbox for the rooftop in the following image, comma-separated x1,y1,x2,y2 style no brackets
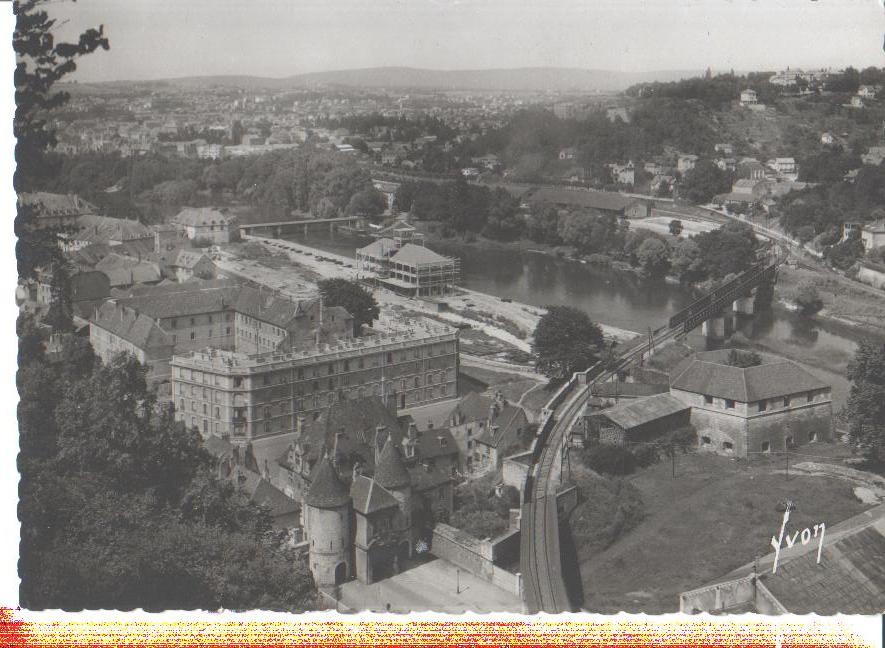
527,187,637,213
173,206,233,227
670,350,829,403
595,393,690,430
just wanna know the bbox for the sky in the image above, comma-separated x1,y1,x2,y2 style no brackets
41,0,885,82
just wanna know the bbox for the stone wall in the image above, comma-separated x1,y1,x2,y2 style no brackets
680,575,755,613
430,523,523,597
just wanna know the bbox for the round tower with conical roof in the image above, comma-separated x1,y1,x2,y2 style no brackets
304,455,353,588
373,436,415,558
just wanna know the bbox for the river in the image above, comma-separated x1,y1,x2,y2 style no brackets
290,231,871,407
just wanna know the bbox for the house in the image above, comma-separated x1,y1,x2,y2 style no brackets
739,89,758,106
160,248,217,282
715,157,737,173
585,393,691,447
610,161,635,186
850,95,865,109
94,254,163,289
768,157,797,176
860,220,885,250
681,503,885,614
677,154,699,173
714,143,734,156
669,350,833,458
64,214,153,251
372,180,400,211
737,159,768,180
443,391,529,478
204,435,302,543
172,207,234,244
821,132,835,146
558,147,578,161
381,151,399,166
606,107,630,123
861,146,885,166
858,85,877,100
17,192,97,229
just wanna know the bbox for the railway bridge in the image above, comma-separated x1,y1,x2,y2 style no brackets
519,258,779,613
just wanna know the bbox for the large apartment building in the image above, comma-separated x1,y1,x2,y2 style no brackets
170,318,459,443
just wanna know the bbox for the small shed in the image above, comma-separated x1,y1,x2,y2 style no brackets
588,393,690,446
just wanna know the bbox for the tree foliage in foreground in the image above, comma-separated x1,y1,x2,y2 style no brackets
18,336,316,610
846,341,885,462
532,305,605,380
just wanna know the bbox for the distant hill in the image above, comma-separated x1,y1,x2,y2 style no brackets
69,67,705,93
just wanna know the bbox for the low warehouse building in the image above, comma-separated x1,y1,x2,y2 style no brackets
669,350,833,458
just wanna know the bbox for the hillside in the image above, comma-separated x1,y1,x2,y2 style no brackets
67,67,704,93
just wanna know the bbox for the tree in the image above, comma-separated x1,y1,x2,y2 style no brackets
532,306,605,380
636,237,671,279
793,281,824,316
845,341,885,461
668,219,683,237
670,238,705,283
526,206,561,244
317,278,379,335
345,187,387,221
678,161,733,204
14,0,109,284
693,221,758,279
582,444,637,476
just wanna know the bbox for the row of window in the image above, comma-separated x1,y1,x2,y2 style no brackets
701,390,821,411
168,313,233,329
699,430,819,452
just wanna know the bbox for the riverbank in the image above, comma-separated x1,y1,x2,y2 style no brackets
218,236,641,361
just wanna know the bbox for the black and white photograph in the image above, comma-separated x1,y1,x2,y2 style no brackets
10,0,885,617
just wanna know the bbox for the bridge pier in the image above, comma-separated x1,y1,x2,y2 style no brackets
303,223,309,237
701,315,727,339
732,292,755,315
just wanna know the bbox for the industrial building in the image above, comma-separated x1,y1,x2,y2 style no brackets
356,237,460,297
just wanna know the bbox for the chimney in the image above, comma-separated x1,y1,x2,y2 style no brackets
489,403,498,422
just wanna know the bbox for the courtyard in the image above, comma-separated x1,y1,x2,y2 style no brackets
336,557,524,613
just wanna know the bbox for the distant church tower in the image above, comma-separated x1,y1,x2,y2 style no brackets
304,455,353,588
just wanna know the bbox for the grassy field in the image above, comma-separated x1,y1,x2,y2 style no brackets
573,447,871,613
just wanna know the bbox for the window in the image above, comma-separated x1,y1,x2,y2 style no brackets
328,364,334,375
761,441,771,453
172,334,177,344
725,399,735,409
806,391,815,404
414,377,420,388
233,377,243,388
190,331,196,340
191,401,196,412
722,441,733,451
215,407,220,418
264,422,270,434
358,358,364,369
264,407,271,419
387,352,393,364
343,360,350,372
226,327,231,336
783,396,791,408
758,400,767,412
203,420,208,434
190,317,196,326
297,368,304,379
785,436,794,448
179,399,185,411
704,395,714,405
170,319,177,329
263,375,270,386
809,431,818,442
467,440,473,449
203,403,207,415
701,436,711,445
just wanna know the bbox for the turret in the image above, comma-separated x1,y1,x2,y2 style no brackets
373,437,415,556
304,455,353,588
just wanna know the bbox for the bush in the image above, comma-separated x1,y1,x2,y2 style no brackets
583,444,637,476
631,444,661,468
793,281,824,316
665,425,698,452
570,477,645,552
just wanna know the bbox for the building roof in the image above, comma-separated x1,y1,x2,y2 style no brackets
233,287,310,329
356,237,397,259
670,350,829,402
597,393,690,431
75,214,151,243
98,263,162,288
414,427,459,460
91,301,173,350
307,396,405,469
760,519,885,614
407,461,453,492
115,278,242,319
389,243,452,267
305,456,351,509
18,192,97,218
373,437,411,490
527,187,636,213
350,474,399,515
173,207,233,227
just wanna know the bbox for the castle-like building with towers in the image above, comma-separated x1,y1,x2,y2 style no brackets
304,434,433,588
